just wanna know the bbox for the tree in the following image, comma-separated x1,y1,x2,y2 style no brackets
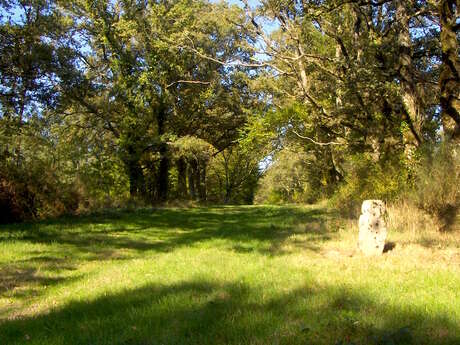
438,0,460,140
171,136,215,200
221,0,447,195
208,144,261,204
0,0,83,221
60,0,253,201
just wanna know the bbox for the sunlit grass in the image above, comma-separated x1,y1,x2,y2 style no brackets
0,205,459,345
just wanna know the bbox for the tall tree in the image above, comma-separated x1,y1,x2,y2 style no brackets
60,0,252,200
230,0,443,163
438,0,460,139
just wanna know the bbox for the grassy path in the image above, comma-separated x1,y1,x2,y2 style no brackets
0,205,459,345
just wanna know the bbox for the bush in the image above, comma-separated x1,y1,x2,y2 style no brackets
0,167,83,223
0,178,36,223
329,153,408,217
411,143,460,231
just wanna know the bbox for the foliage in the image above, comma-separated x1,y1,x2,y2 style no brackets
255,146,321,204
171,135,215,162
58,0,254,201
207,144,261,204
0,111,131,223
0,116,72,222
0,0,259,217
411,143,460,231
329,153,409,217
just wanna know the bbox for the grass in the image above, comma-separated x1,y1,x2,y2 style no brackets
0,204,459,345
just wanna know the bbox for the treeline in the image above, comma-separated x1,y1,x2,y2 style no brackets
0,0,459,227
1,0,261,222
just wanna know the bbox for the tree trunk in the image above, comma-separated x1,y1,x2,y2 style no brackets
335,22,343,108
194,161,201,200
188,159,198,199
224,185,231,204
125,157,145,198
396,0,423,146
439,0,460,140
223,152,231,203
352,7,363,63
199,163,206,201
157,143,169,202
324,147,341,187
177,157,187,198
156,99,169,201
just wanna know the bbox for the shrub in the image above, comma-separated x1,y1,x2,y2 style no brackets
411,143,460,231
0,167,84,223
329,153,408,218
0,177,36,223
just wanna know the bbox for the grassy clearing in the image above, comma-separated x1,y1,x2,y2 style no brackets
0,205,459,345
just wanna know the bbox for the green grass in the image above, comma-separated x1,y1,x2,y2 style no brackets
0,205,459,345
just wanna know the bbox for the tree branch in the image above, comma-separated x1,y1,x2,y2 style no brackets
292,129,342,146
166,80,211,89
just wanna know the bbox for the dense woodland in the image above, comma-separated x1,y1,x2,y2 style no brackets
0,0,459,227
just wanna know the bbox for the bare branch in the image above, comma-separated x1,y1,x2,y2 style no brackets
166,80,211,89
179,41,293,76
292,129,342,146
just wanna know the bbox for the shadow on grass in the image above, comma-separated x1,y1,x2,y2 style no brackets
0,206,336,300
1,206,335,255
0,278,458,345
0,260,82,302
399,234,460,251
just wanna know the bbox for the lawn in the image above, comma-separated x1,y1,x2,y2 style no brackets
0,205,459,345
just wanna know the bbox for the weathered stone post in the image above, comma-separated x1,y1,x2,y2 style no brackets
358,200,387,256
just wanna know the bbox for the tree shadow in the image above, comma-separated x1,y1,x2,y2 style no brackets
1,206,335,255
0,252,85,301
0,266,65,296
399,233,460,250
0,206,336,301
0,278,457,345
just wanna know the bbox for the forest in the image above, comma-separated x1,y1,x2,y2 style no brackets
1,0,459,227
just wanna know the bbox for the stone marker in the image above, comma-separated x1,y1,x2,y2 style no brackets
358,200,387,256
